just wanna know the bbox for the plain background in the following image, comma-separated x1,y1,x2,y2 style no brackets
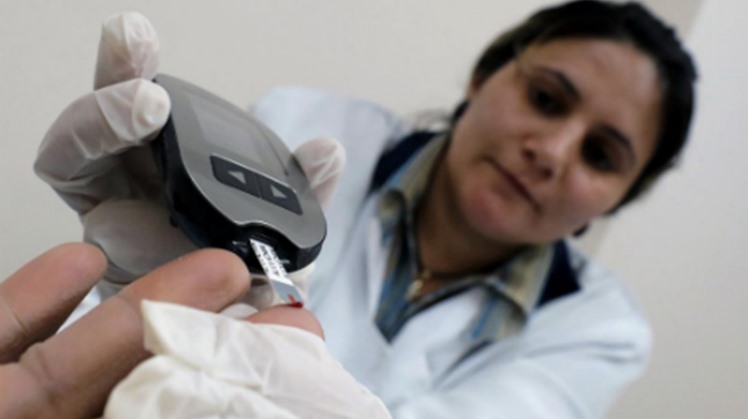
1,1,745,418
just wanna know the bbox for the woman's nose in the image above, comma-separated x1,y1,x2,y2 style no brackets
521,120,585,180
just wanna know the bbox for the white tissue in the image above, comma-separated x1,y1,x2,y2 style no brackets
104,301,391,419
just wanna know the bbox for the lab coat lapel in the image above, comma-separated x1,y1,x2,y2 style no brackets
424,289,488,382
333,194,491,401
378,289,488,404
366,213,388,317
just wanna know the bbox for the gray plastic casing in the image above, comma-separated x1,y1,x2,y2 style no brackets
154,74,326,269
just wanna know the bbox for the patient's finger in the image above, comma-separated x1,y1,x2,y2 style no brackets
0,248,251,419
248,305,325,340
0,243,106,363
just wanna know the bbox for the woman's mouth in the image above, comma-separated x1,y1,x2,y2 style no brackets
488,160,541,211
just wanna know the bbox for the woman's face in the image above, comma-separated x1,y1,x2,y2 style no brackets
444,38,662,245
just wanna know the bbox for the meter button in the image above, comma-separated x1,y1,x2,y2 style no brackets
257,177,302,215
211,156,261,197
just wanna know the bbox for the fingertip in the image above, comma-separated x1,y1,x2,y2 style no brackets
316,137,347,176
136,248,252,311
102,12,157,41
294,137,347,209
191,248,251,292
90,79,171,147
40,242,107,286
296,137,347,169
247,305,325,340
183,248,251,289
96,12,160,89
132,80,171,139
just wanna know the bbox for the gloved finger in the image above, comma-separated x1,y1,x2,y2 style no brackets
293,137,346,209
0,249,251,418
82,199,198,286
34,78,170,215
0,243,106,364
94,12,160,89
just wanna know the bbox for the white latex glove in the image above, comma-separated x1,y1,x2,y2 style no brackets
104,301,391,418
34,12,345,310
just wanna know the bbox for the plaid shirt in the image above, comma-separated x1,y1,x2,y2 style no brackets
374,133,554,343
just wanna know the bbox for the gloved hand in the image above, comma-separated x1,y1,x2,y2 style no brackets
34,12,345,310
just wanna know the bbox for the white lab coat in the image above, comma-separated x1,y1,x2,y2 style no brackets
252,87,653,419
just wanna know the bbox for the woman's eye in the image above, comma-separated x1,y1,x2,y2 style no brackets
583,139,618,172
528,84,564,116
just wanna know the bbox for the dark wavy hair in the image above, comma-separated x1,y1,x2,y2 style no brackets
457,0,697,210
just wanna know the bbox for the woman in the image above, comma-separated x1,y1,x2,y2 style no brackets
29,0,696,417
251,1,696,417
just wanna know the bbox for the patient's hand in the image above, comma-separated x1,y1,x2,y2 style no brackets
0,243,251,418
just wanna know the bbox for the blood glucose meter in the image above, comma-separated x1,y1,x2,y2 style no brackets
150,74,326,304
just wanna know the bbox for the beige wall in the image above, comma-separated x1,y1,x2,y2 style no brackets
2,1,745,418
601,1,748,418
